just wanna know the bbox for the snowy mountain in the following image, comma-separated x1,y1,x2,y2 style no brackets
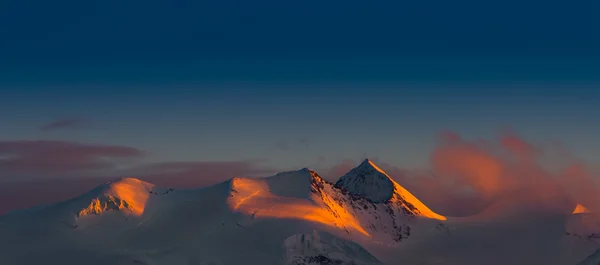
229,165,448,245
336,159,446,221
1,159,594,265
0,160,448,265
283,231,383,265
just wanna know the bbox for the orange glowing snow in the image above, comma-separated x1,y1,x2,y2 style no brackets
78,197,127,216
367,160,447,221
110,178,151,216
228,178,370,237
79,178,152,217
572,204,591,214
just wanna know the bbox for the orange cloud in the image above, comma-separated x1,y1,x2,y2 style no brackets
430,132,600,216
433,140,505,197
325,131,600,218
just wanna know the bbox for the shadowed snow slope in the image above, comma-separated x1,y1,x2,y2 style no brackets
563,212,600,262
283,230,383,265
577,249,600,265
566,213,600,242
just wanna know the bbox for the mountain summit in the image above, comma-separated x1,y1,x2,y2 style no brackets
0,164,450,265
77,177,155,217
228,164,449,243
336,159,446,221
335,159,395,203
1,162,596,265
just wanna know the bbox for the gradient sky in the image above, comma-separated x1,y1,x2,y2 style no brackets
1,0,600,213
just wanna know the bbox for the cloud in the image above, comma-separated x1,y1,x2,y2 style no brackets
274,140,290,150
0,177,109,215
0,141,273,187
0,158,277,215
427,131,599,217
0,140,144,179
274,137,312,151
39,118,91,131
4,131,600,222
321,131,600,218
134,160,278,188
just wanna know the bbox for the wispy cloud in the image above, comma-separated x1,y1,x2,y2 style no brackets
0,142,276,214
0,139,275,186
39,118,91,132
274,137,312,151
0,140,144,179
134,159,277,188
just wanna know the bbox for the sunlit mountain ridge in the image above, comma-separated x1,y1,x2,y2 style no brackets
0,159,597,265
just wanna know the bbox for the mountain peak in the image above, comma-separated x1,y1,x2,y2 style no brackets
357,159,388,172
360,158,372,164
77,177,154,217
573,204,591,214
335,159,395,203
335,160,447,221
358,158,374,167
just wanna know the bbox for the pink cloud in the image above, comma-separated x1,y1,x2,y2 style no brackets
39,118,91,131
323,131,600,217
427,132,600,216
0,140,144,178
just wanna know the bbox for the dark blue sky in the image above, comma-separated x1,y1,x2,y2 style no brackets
1,0,599,172
1,0,598,82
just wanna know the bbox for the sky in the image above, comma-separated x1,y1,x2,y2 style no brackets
0,0,599,214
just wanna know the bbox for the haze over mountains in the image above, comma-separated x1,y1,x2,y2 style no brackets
0,159,598,265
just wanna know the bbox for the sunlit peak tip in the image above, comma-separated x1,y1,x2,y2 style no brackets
357,158,374,168
573,203,591,214
299,167,320,175
358,158,387,174
107,176,144,184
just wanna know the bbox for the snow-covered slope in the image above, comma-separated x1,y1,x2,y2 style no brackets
228,166,448,245
4,159,590,265
1,161,450,265
577,249,600,265
561,210,600,264
282,230,383,265
566,212,600,243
